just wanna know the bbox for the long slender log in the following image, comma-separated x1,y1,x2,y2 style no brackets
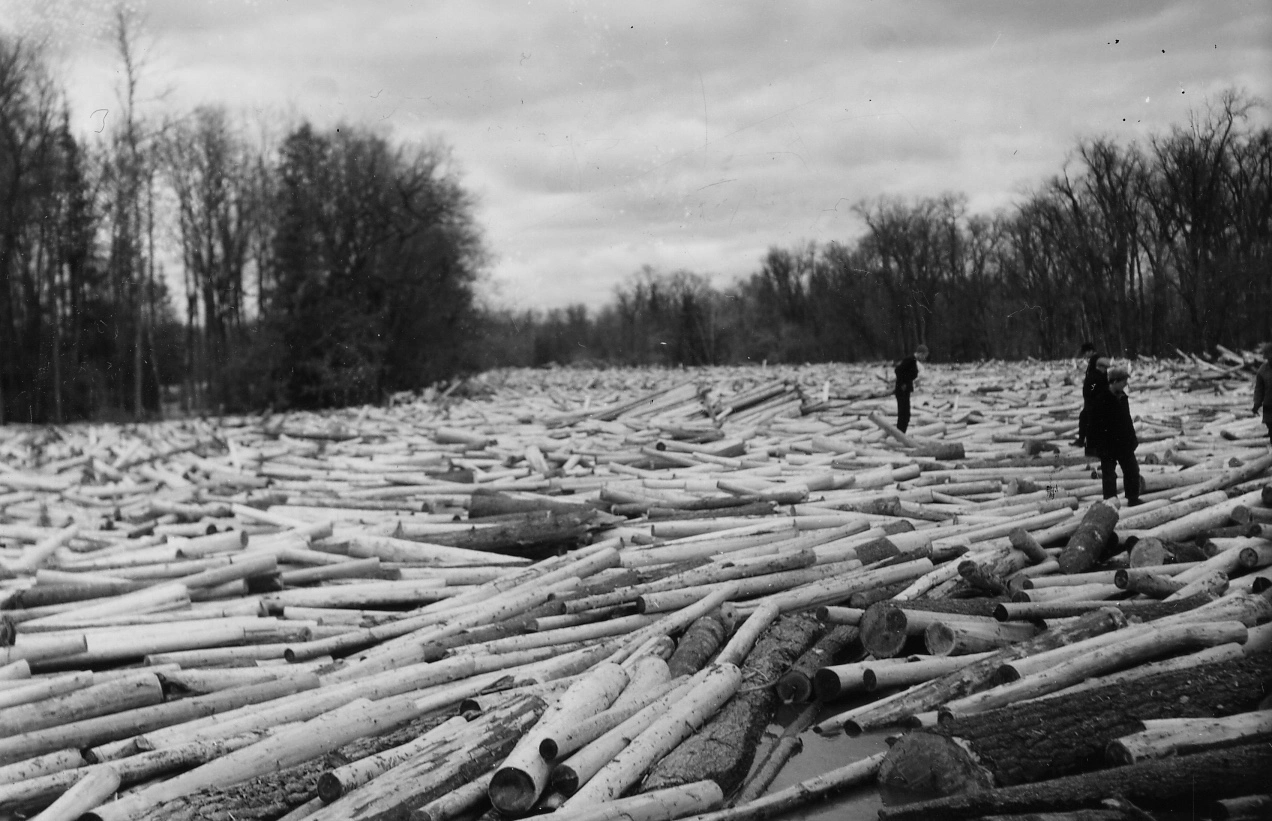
877,741,1272,821
823,607,1129,736
879,653,1272,794
558,662,742,808
537,781,725,821
1106,709,1272,765
487,662,629,813
676,752,885,821
941,620,1248,720
641,613,823,796
551,675,702,796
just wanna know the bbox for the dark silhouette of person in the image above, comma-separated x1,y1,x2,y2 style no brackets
1090,366,1142,506
894,344,928,433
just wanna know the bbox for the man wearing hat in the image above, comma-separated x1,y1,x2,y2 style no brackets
1090,366,1142,506
894,344,928,433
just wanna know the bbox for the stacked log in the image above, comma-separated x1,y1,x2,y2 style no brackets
1,354,1271,821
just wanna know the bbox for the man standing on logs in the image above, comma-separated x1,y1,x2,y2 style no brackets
1253,342,1272,448
1074,345,1107,455
894,344,928,433
1090,366,1142,507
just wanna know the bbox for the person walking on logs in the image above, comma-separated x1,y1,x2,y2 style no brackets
1254,342,1272,448
1090,366,1142,506
893,344,928,433
1072,342,1101,449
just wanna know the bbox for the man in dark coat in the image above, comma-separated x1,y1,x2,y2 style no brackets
1075,346,1108,454
894,344,928,433
1254,343,1272,447
1090,366,1141,506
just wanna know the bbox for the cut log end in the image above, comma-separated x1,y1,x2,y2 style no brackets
488,766,539,814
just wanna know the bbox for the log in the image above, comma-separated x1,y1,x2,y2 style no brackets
941,621,1249,720
558,662,741,807
822,606,1129,736
641,613,823,796
1210,794,1272,821
776,624,859,704
24,766,119,821
672,751,884,821
1057,501,1119,574
924,621,1040,656
876,741,1272,821
879,653,1272,794
551,675,701,796
1106,709,1272,765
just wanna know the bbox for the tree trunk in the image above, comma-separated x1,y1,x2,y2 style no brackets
776,624,860,704
641,613,824,797
876,741,1272,821
878,653,1272,795
1057,501,1119,574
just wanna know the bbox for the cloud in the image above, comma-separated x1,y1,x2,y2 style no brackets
6,0,1269,310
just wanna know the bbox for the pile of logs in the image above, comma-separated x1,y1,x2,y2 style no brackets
1,352,1271,821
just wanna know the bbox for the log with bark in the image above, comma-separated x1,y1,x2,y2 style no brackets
876,740,1272,821
639,612,823,797
878,652,1272,795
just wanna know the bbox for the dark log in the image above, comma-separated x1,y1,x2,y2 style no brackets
846,580,912,609
776,624,860,704
466,489,601,520
1210,794,1272,820
859,600,1005,660
856,538,901,565
640,613,824,796
5,579,145,609
646,502,777,520
877,653,1272,795
992,593,1216,624
839,607,1129,736
957,561,1012,598
1057,501,1119,574
1127,537,1208,567
876,741,1272,821
666,613,728,678
974,803,1157,821
859,604,917,659
124,708,463,821
413,508,617,556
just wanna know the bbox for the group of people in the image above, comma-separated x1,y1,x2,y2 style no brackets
893,340,1272,508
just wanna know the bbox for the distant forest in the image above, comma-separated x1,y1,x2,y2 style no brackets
2,19,1270,424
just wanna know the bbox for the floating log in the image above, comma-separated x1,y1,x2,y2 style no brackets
876,741,1272,821
641,613,823,795
879,653,1272,794
1057,501,1119,574
1106,709,1272,765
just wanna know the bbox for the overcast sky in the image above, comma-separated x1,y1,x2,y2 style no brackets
6,1,1270,311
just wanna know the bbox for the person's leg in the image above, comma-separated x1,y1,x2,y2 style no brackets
1119,451,1141,505
897,391,911,433
1100,455,1119,500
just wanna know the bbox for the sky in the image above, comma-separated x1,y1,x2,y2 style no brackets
5,0,1270,312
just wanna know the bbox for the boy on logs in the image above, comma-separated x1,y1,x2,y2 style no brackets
1253,342,1272,448
1072,342,1102,451
893,343,928,433
1090,365,1142,507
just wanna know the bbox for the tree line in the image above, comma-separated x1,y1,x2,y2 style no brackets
1,21,485,424
2,20,1269,424
496,89,1271,370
